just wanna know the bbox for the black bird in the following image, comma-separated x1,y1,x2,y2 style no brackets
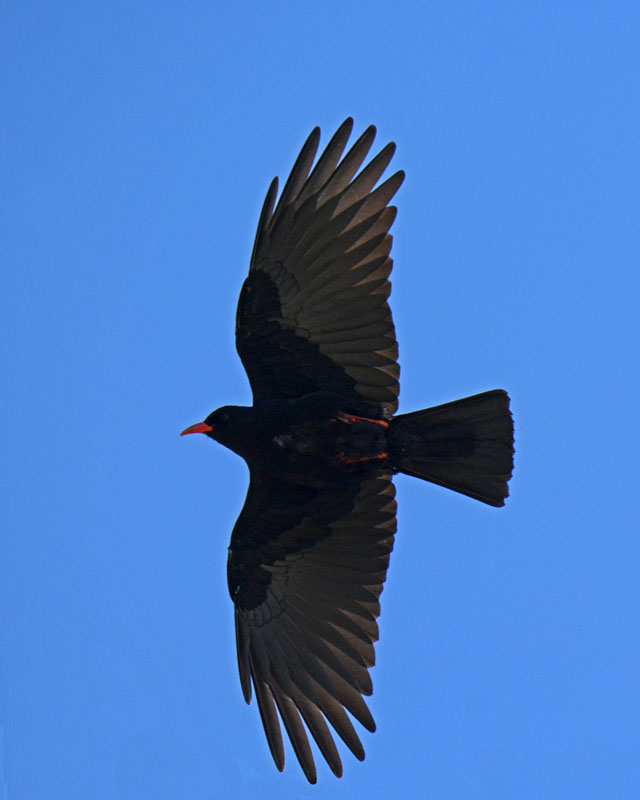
181,118,514,783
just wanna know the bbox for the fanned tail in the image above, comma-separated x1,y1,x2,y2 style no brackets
390,390,514,507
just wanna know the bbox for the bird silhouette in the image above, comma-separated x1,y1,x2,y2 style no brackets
181,118,514,783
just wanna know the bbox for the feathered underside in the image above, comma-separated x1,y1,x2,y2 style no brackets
228,120,403,781
228,473,397,783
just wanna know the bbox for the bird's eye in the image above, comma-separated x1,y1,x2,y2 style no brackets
220,413,229,423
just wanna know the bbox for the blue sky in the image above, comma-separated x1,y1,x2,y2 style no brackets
2,2,639,798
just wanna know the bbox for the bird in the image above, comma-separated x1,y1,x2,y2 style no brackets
181,118,514,783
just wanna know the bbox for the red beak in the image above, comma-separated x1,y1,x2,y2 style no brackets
180,422,213,436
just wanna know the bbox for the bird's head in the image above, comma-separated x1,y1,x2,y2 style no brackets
181,405,254,456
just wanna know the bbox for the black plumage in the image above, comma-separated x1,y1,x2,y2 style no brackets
181,118,514,783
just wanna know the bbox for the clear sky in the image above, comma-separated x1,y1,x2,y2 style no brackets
3,2,639,798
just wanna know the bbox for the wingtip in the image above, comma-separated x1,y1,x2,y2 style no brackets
362,122,377,137
303,761,318,784
307,126,321,146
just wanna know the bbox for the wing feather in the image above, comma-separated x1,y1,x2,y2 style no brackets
236,119,403,413
228,474,396,780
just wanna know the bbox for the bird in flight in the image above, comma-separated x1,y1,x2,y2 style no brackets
181,118,514,783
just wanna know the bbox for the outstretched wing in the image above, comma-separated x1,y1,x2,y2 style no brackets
227,473,397,783
236,118,404,416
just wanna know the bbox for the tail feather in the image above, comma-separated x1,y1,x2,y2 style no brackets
390,390,514,507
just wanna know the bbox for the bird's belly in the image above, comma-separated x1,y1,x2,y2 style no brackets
265,419,389,485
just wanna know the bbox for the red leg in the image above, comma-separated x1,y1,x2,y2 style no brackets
338,452,389,465
335,413,389,429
